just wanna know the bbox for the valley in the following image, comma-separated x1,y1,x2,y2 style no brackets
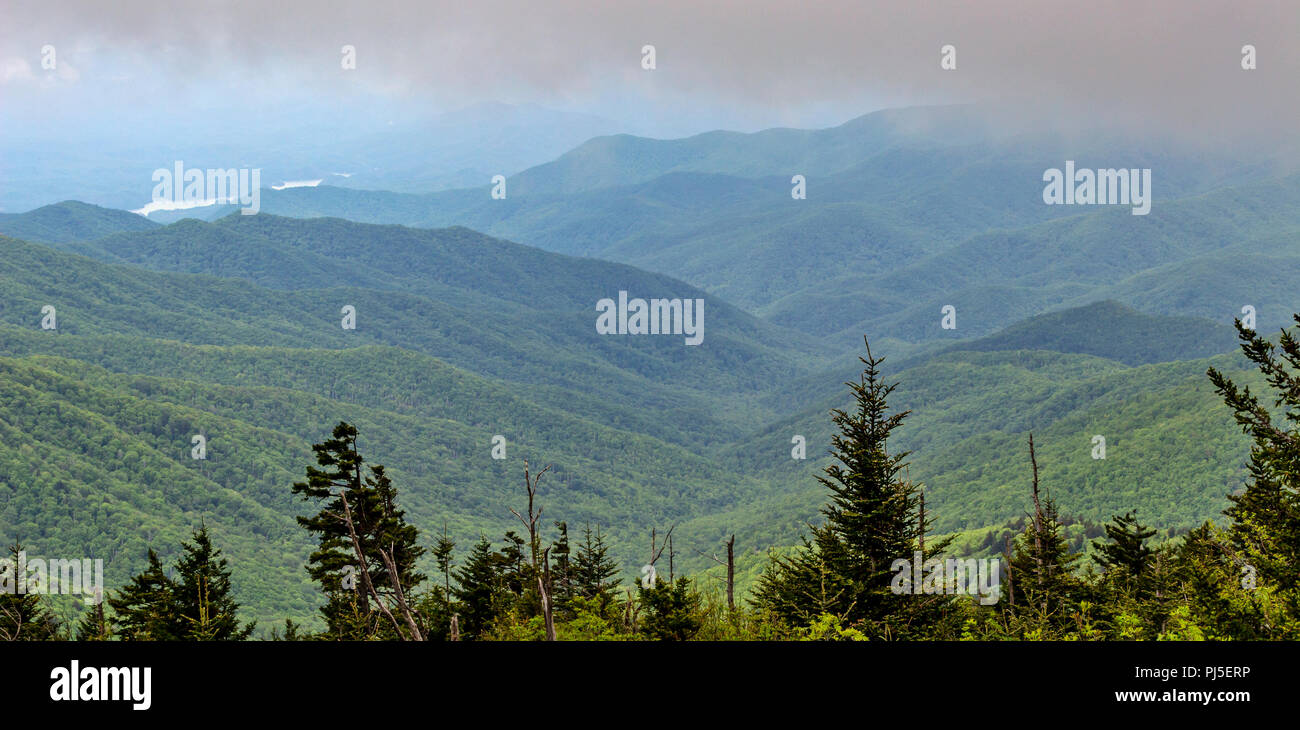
0,105,1292,628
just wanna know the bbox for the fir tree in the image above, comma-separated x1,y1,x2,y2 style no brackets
267,618,304,641
74,595,112,641
0,544,61,641
495,530,529,603
170,526,255,641
425,523,456,641
1091,511,1156,580
753,340,953,638
638,577,702,641
1208,316,1300,587
293,422,427,640
1001,436,1081,635
108,548,178,641
572,524,620,602
452,536,502,640
549,520,574,616
433,524,456,603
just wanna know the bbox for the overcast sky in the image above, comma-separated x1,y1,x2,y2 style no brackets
2,1,1296,143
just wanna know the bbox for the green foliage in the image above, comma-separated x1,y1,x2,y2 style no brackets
107,528,253,641
753,341,959,639
1091,511,1156,579
451,537,502,640
0,543,62,640
4,184,1300,642
293,422,426,640
637,577,703,641
0,201,157,244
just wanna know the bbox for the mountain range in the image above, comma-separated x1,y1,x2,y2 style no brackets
1,104,1290,625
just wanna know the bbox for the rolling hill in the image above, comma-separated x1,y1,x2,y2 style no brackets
0,220,1266,626
135,105,1293,353
1,104,1286,629
0,200,158,245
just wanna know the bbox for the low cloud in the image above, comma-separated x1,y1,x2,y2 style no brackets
2,0,1296,141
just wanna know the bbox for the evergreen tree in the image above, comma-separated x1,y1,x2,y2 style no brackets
1170,523,1246,639
293,422,427,639
1208,317,1300,587
572,523,620,604
452,537,502,640
267,618,304,641
1091,511,1156,580
433,524,456,603
74,596,113,641
638,577,702,641
170,526,255,641
753,340,954,638
549,520,574,616
1003,497,1080,626
0,544,61,641
107,530,254,641
108,548,177,641
1000,437,1081,635
495,530,529,604
317,589,381,641
424,523,456,641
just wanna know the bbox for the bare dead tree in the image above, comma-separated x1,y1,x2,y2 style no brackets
725,535,735,612
918,490,926,554
450,613,460,642
540,547,555,640
668,535,676,582
693,534,737,612
1027,434,1046,597
509,461,556,641
647,525,676,569
0,604,23,641
1001,533,1017,610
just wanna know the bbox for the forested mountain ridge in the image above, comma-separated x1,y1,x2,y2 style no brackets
125,108,1295,350
0,200,158,245
1,106,1291,636
0,225,827,431
0,222,1269,625
0,225,830,624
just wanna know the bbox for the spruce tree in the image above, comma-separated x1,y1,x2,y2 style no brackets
753,340,953,638
549,521,574,616
170,526,255,640
572,523,620,606
452,537,502,640
425,523,456,640
293,422,427,639
1001,436,1081,636
1207,316,1300,587
495,530,529,604
108,548,177,641
638,577,702,641
1091,511,1156,580
1004,496,1079,625
0,544,61,641
74,598,112,641
433,524,456,603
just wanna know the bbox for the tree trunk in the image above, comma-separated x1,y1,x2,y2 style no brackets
539,547,557,641
725,534,736,612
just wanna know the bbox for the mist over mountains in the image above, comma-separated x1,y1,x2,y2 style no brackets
1,97,1295,625
0,102,626,213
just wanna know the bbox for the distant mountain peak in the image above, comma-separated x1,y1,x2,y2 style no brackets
0,199,158,244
